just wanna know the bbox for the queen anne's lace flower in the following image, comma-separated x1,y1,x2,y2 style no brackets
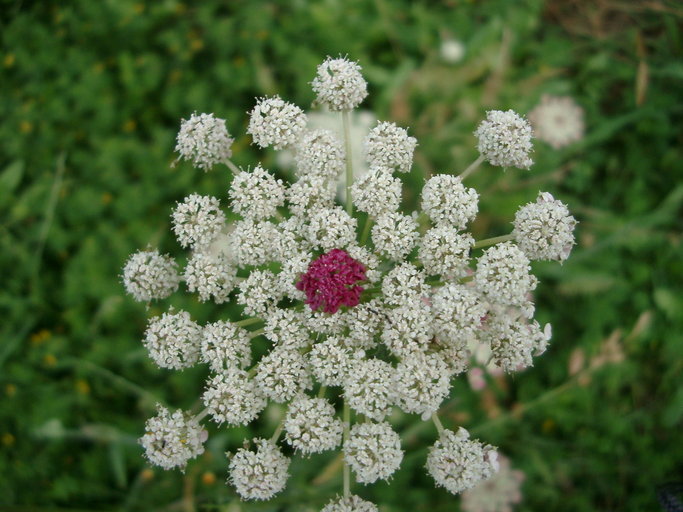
475,242,537,307
184,252,236,303
143,310,201,370
229,165,286,220
427,428,498,495
140,405,207,470
421,174,478,229
529,95,584,149
202,370,266,426
344,421,403,484
372,211,419,261
461,454,525,512
321,495,378,512
228,439,290,500
175,112,234,170
312,56,368,111
126,55,574,507
284,396,343,454
475,110,534,169
513,191,576,262
122,249,180,302
364,121,417,173
351,166,402,218
200,321,251,372
295,129,346,180
248,96,307,149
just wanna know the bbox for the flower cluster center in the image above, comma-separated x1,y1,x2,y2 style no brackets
296,249,367,313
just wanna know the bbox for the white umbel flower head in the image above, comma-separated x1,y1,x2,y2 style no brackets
364,121,417,173
431,284,487,345
419,227,474,278
421,174,478,229
264,308,310,349
247,96,307,150
229,219,279,268
371,211,419,261
200,320,251,372
229,165,286,220
513,191,576,262
474,242,537,307
381,262,427,306
345,298,383,350
287,175,337,217
228,438,290,501
284,396,343,454
184,252,236,304
351,166,402,218
140,405,207,470
295,129,346,180
175,112,233,170
486,311,551,373
529,95,584,149
202,370,266,426
427,427,499,495
309,337,357,386
171,194,226,250
344,421,403,484
237,269,283,317
312,56,368,111
381,299,433,358
474,110,534,169
395,353,452,417
321,495,378,512
306,206,357,251
143,310,201,370
344,358,396,421
122,249,180,302
255,347,312,403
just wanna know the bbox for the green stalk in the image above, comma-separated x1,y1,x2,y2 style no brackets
473,233,515,249
343,399,351,498
458,154,485,180
342,109,354,215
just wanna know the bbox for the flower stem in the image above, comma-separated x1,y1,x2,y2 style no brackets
342,109,354,215
235,317,262,328
431,412,445,436
248,328,265,339
317,385,327,398
359,216,373,245
225,158,242,175
194,407,210,422
270,418,285,444
458,154,485,180
473,233,515,249
343,398,351,498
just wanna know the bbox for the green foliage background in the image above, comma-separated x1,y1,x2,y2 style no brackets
1,0,682,510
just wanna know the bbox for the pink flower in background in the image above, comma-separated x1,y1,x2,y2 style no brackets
296,249,367,313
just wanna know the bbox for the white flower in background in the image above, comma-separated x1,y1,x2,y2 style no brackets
122,249,180,302
312,56,368,111
440,38,466,63
529,95,585,149
140,405,207,471
461,454,525,512
175,112,233,170
475,110,534,169
513,191,577,262
248,96,307,149
427,428,498,494
228,438,290,500
125,55,576,507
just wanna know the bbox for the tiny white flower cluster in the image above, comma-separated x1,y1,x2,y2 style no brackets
123,56,576,509
529,94,585,149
